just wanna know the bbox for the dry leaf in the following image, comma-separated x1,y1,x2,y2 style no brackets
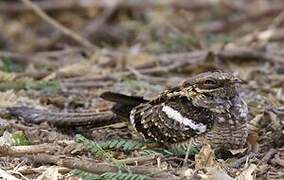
0,90,40,108
247,114,263,132
0,90,18,108
182,168,195,178
229,148,248,155
199,166,234,180
0,167,20,180
0,131,13,146
0,71,16,82
126,52,155,67
195,143,216,169
235,164,256,180
247,132,259,152
44,62,91,80
36,166,59,180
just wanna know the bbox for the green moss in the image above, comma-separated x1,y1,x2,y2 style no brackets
0,57,26,73
12,131,31,146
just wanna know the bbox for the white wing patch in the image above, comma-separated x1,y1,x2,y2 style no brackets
239,99,248,119
162,105,207,134
129,109,136,127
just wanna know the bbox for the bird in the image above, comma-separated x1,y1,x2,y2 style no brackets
101,71,249,150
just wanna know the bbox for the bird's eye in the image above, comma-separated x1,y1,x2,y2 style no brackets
204,79,217,85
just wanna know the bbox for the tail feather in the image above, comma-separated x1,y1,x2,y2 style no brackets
100,91,148,105
100,91,148,119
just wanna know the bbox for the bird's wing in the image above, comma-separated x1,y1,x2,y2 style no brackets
130,97,214,144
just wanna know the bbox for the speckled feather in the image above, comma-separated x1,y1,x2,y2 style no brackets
130,97,214,144
101,71,249,149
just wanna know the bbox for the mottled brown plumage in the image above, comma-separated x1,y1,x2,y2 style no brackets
101,71,248,149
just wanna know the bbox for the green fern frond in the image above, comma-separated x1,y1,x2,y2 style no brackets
170,144,199,157
75,135,125,169
97,139,145,152
71,170,100,180
11,131,31,146
100,172,148,180
141,144,199,158
71,170,149,180
75,134,111,159
140,148,173,158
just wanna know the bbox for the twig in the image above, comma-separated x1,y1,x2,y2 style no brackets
127,66,166,83
269,10,284,29
16,166,70,176
83,0,121,37
61,80,114,89
216,48,284,63
259,148,278,164
118,155,161,165
138,48,284,76
27,154,164,175
0,144,56,157
198,6,283,33
0,0,213,14
229,153,258,168
0,48,87,68
271,154,284,167
183,139,192,167
20,0,95,50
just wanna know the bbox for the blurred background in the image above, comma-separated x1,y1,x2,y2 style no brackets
1,0,284,53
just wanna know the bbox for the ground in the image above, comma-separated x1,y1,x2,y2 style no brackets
0,0,283,179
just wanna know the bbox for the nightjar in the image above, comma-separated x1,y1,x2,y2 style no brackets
101,71,248,150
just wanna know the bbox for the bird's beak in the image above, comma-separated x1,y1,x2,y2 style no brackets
232,78,245,84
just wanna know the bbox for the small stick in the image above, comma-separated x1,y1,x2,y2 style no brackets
27,154,163,175
0,144,56,156
260,148,278,164
118,155,160,165
229,152,258,168
20,0,95,50
183,139,192,167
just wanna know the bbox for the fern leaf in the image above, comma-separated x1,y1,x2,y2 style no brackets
170,143,199,157
71,170,100,180
71,170,149,180
75,135,125,169
140,149,173,158
100,172,148,180
98,139,145,152
75,134,112,160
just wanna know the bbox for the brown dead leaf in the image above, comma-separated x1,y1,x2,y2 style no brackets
0,90,41,108
126,52,155,67
36,166,59,180
247,132,259,152
44,62,91,80
0,90,18,108
195,143,216,169
199,166,234,180
0,71,16,82
235,164,256,180
229,148,248,155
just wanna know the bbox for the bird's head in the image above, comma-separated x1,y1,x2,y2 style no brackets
179,71,243,110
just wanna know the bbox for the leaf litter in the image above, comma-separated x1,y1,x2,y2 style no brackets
0,0,283,179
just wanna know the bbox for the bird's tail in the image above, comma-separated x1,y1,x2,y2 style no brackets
100,92,148,119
